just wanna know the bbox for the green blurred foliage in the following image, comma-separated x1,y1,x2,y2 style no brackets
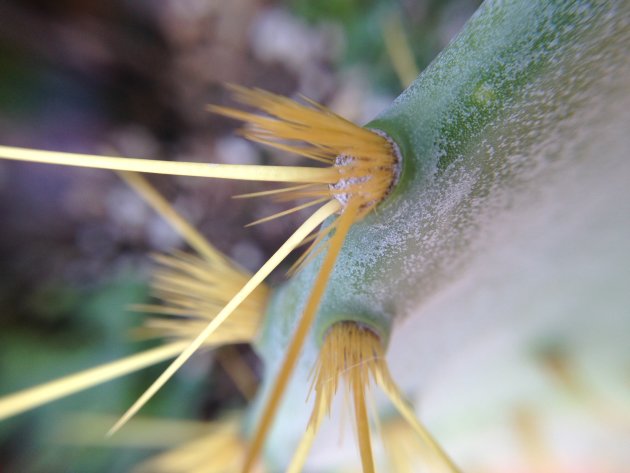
288,0,482,92
0,278,208,472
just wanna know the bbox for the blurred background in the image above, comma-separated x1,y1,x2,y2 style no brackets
0,0,483,471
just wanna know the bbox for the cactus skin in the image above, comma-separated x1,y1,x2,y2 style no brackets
254,0,630,469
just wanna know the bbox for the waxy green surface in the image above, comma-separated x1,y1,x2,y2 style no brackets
252,0,630,468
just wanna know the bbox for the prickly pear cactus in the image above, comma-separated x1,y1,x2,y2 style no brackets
256,0,630,469
0,0,628,472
